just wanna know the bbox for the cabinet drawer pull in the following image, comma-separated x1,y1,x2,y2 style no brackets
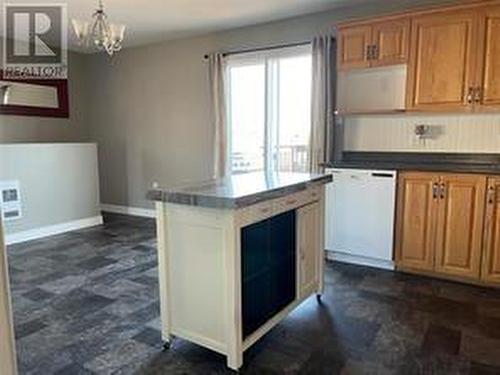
260,207,271,214
285,199,298,205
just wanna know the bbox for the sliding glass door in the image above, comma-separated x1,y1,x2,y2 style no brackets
227,45,312,175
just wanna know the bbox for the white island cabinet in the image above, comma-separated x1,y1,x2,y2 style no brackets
148,172,332,370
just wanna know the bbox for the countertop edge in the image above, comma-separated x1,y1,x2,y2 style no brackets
147,174,332,209
328,152,500,175
328,162,500,175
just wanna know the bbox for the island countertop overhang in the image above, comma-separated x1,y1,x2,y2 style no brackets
147,172,332,209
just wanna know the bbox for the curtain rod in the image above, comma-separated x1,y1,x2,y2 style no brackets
203,40,311,60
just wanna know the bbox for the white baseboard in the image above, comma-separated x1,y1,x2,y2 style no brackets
325,250,395,271
101,204,155,218
6,215,103,245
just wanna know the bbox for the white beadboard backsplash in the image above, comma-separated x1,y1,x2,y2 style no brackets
343,114,500,153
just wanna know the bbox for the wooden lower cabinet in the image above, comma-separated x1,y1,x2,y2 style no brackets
395,172,438,271
482,178,500,285
396,171,490,284
434,174,486,279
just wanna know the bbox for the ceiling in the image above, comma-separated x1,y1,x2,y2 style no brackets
4,0,378,50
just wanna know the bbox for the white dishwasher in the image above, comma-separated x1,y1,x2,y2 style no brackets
325,168,397,270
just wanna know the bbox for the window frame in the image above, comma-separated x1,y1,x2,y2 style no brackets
226,44,312,175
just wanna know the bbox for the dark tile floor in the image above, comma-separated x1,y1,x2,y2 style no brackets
7,213,500,374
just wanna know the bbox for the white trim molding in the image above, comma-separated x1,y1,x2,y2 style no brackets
5,216,103,246
101,204,155,218
325,250,395,271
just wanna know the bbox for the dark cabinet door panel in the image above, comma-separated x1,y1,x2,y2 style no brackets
270,211,296,265
241,210,296,338
241,219,269,282
268,259,296,317
242,273,270,338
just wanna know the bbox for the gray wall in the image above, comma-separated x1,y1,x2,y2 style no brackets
88,0,453,210
0,52,90,143
1,143,101,238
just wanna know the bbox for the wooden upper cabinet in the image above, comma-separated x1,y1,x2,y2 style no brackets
338,18,409,70
338,25,372,70
371,18,410,67
482,178,500,284
434,174,486,279
477,6,500,108
337,2,500,113
395,172,438,271
407,10,478,111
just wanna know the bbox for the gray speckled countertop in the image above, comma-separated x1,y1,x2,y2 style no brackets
147,172,332,209
331,152,500,175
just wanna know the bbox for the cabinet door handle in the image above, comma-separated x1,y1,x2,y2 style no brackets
474,87,483,104
440,183,446,199
466,87,474,104
488,186,496,205
366,45,372,60
373,45,379,60
432,183,439,199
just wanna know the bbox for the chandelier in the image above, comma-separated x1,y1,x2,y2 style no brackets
71,0,126,56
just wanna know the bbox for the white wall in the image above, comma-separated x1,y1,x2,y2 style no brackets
343,114,500,153
0,143,102,244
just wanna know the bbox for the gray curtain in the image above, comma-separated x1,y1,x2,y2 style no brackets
310,35,336,173
208,53,229,179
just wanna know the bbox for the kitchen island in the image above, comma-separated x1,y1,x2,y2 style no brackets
148,172,332,370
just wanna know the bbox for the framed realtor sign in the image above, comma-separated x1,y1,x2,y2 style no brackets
1,4,69,117
3,3,68,80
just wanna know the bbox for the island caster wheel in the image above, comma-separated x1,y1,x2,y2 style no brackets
316,294,322,302
162,334,176,351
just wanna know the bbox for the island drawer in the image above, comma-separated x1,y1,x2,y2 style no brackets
237,200,275,227
237,186,322,227
273,187,320,215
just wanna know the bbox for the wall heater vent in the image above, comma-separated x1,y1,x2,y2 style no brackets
0,181,22,221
